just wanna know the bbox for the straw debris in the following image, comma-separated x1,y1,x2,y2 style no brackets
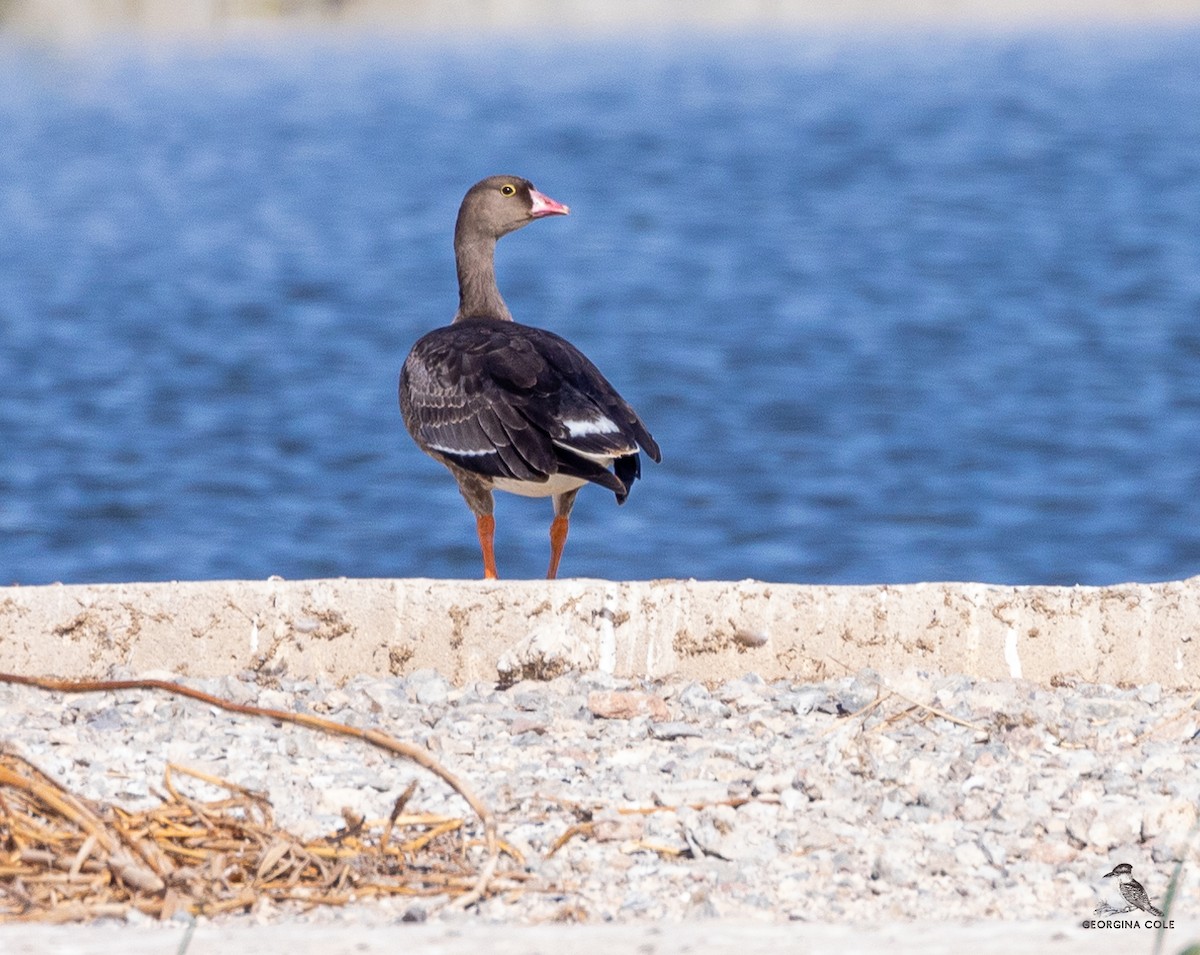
0,674,508,922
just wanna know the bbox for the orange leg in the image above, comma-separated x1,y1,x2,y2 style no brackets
547,515,569,580
476,514,498,579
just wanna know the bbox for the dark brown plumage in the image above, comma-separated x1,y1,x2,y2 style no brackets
399,176,660,579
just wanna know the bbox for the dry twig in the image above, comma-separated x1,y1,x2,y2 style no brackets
1133,690,1200,745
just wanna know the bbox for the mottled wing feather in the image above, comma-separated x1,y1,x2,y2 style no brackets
401,328,546,480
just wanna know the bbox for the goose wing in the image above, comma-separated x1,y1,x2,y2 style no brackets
400,318,659,497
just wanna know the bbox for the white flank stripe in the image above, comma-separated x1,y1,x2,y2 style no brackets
429,443,495,457
563,416,619,437
552,441,616,465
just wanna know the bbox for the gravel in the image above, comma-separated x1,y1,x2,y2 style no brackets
2,667,1198,926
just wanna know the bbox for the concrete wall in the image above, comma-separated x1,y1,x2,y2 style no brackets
1,576,1197,687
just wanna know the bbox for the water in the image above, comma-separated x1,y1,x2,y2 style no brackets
1,29,1198,585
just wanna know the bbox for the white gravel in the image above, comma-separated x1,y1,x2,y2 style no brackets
1,667,1198,939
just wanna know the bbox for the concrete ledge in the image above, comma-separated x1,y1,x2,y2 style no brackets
1,577,1197,688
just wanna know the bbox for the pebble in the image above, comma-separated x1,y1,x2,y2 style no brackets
649,721,703,741
587,690,669,721
1,669,1195,926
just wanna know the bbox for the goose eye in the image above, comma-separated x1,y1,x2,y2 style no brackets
499,183,517,197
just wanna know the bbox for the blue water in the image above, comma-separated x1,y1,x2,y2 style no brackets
1,29,1198,585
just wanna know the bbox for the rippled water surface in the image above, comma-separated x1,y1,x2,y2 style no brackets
1,29,1198,584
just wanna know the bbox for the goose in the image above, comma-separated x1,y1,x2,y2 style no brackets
399,175,660,579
